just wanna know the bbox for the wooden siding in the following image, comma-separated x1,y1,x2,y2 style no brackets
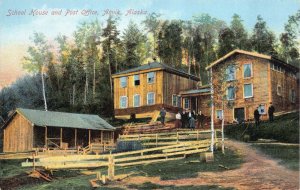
163,71,198,107
113,70,164,110
212,54,271,122
270,68,299,112
113,69,198,117
3,113,33,152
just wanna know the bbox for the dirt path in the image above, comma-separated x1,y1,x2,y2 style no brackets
124,140,299,190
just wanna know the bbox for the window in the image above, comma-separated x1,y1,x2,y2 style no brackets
177,96,181,108
134,75,140,86
258,104,266,114
172,94,178,107
290,89,296,103
120,77,127,88
216,110,223,119
277,85,282,96
183,98,190,109
243,63,252,78
244,83,253,98
147,92,155,105
133,94,140,107
226,65,236,81
147,72,155,84
227,86,235,100
120,96,128,108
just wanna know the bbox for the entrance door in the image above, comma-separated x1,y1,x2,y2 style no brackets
191,97,197,112
234,108,245,123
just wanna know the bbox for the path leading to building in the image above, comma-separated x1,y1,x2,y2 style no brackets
124,140,299,190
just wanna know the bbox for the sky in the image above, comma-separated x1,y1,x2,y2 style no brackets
0,0,299,88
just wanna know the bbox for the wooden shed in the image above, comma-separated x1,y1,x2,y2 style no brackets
1,108,116,153
112,62,200,119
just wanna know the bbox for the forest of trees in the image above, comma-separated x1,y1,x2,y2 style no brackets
0,11,299,121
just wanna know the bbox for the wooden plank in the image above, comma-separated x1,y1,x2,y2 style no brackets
116,156,184,167
114,148,209,163
74,128,77,147
45,126,47,148
60,128,63,148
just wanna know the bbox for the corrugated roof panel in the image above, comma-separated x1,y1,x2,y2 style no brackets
17,108,115,131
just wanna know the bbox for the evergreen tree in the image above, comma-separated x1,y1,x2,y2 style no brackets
230,14,250,50
218,27,235,57
279,10,300,65
250,15,277,56
122,21,147,69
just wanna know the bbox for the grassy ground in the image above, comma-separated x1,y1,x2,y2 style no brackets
128,182,235,190
128,149,243,180
1,148,242,190
225,112,299,143
0,159,29,178
251,143,299,171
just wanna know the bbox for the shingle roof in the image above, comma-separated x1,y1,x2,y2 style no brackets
112,62,200,80
3,108,115,131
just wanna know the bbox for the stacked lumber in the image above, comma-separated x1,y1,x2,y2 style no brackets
122,122,176,135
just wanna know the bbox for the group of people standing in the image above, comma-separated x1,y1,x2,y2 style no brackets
254,103,275,126
174,109,205,129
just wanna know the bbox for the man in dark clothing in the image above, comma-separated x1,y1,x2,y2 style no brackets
181,110,188,128
254,107,260,127
197,111,205,128
160,108,167,125
268,103,275,122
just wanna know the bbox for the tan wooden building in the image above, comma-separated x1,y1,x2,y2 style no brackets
2,108,115,152
112,62,199,119
206,49,299,122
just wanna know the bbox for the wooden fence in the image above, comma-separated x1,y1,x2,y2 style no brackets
118,129,221,147
22,139,212,180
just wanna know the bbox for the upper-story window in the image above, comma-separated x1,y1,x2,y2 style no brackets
134,75,140,86
227,86,235,100
147,72,155,84
120,77,127,88
244,83,253,98
216,110,223,120
290,89,296,103
243,63,252,78
277,85,282,96
226,65,236,81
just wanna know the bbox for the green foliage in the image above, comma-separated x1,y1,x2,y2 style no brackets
225,112,299,143
157,20,183,68
278,10,300,66
0,159,29,178
251,144,299,171
122,21,147,69
250,15,277,56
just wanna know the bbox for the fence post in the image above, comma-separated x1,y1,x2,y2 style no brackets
108,155,115,180
197,130,199,140
156,134,158,147
176,132,179,143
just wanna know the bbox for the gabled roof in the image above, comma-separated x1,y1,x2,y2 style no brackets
2,108,115,131
112,62,200,80
205,49,299,72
